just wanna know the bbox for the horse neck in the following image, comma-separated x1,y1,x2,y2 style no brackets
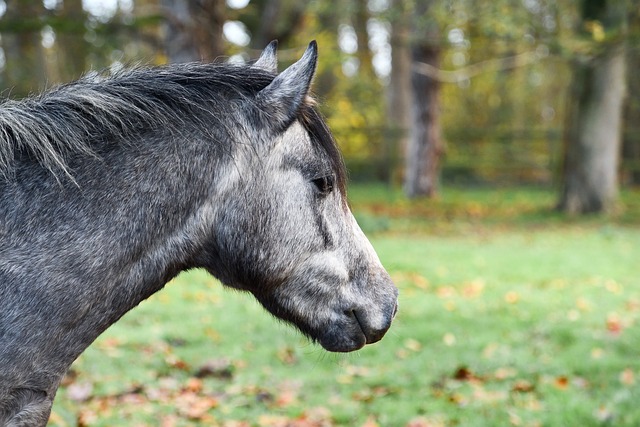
0,131,224,390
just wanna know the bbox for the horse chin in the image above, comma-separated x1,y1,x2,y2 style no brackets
316,322,367,353
317,331,367,353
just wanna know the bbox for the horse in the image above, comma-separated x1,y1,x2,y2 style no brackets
0,41,398,426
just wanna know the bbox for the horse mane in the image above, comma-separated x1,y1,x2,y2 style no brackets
0,61,346,190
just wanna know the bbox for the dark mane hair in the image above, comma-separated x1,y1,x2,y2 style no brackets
0,61,346,191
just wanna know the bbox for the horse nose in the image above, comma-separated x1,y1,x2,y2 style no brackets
349,305,395,345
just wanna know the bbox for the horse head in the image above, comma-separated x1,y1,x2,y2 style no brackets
196,42,398,352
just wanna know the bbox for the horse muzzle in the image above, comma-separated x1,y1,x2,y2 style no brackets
319,291,398,353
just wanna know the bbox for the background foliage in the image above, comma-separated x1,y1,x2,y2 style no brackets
1,0,638,188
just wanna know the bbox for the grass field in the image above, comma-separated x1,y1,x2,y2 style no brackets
50,185,640,427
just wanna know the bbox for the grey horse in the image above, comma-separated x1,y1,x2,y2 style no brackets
0,41,398,426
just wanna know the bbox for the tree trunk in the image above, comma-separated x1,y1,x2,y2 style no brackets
352,0,376,79
161,0,224,63
1,0,47,97
253,0,281,48
57,0,88,81
558,0,627,214
623,10,640,185
404,0,442,198
405,43,442,198
386,0,412,183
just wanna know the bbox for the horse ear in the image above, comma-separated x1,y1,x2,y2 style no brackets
253,40,278,74
256,41,318,129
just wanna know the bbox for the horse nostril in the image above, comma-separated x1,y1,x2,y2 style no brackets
392,302,399,318
349,308,390,345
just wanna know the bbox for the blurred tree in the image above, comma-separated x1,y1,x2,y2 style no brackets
623,7,640,185
404,0,443,198
0,0,635,193
161,0,225,62
558,0,628,214
352,0,376,80
243,0,305,50
624,51,640,185
386,0,412,183
1,0,47,96
57,0,89,81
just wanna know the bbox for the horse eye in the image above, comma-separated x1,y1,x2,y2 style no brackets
311,175,334,196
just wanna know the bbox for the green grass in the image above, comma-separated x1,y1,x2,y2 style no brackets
50,185,640,426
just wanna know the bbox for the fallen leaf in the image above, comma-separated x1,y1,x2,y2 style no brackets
257,414,290,427
605,280,622,294
406,417,445,427
437,286,456,298
404,338,422,352
77,409,98,427
443,333,456,346
222,421,252,427
494,367,517,380
572,376,590,389
160,415,179,427
452,366,479,382
301,406,333,425
554,376,569,390
184,377,203,393
47,411,67,426
511,380,535,393
395,348,409,359
591,347,604,359
504,291,519,304
194,358,230,378
620,368,635,386
594,406,615,423
606,313,624,336
277,346,298,365
361,416,379,427
508,411,521,426
175,391,218,420
67,382,93,402
165,354,190,371
576,297,591,311
625,299,640,312
462,279,485,298
447,392,467,406
275,389,298,407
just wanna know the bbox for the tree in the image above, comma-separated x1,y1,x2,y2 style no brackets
57,0,90,81
623,7,640,185
558,0,628,214
244,0,306,50
623,46,640,185
1,0,47,97
386,0,412,183
161,0,225,63
404,0,443,198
